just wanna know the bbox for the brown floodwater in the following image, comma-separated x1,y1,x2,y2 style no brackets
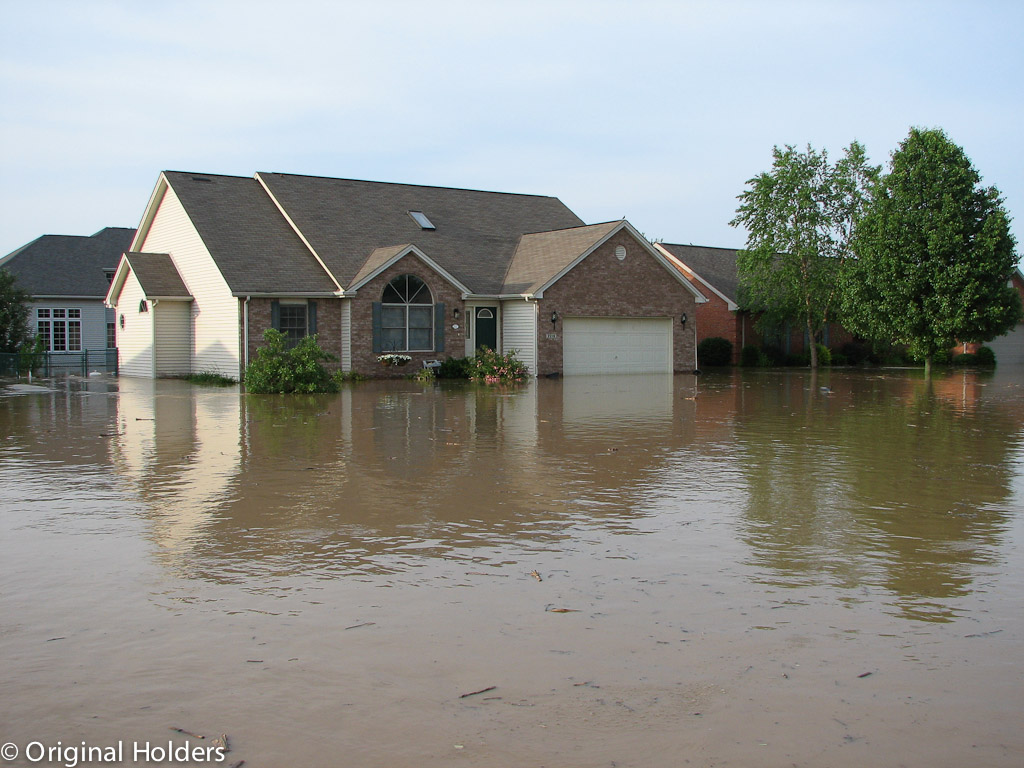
1,367,1022,767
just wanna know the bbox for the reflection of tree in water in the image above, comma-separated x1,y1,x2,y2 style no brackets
737,372,1018,621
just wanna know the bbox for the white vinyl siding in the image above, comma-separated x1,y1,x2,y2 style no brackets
155,301,192,376
139,184,238,378
340,299,352,371
563,317,673,375
116,270,155,378
500,300,538,375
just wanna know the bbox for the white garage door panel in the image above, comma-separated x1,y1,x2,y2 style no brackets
987,324,1024,366
563,317,673,375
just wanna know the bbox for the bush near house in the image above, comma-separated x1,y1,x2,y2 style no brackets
953,346,996,367
471,347,529,384
697,337,733,367
244,329,339,394
437,356,473,379
740,345,766,367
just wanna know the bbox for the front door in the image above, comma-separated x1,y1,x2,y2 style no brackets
475,307,498,352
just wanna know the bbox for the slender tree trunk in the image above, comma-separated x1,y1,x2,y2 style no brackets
924,354,932,379
807,318,818,369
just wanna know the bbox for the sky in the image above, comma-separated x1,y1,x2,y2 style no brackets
2,0,1022,267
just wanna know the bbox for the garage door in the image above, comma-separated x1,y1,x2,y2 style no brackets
987,323,1024,366
562,317,673,375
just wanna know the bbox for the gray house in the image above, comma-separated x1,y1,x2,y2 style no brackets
0,227,135,368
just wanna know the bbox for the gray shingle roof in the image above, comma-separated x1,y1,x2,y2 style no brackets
254,172,585,294
124,252,191,298
502,221,622,294
658,243,740,304
0,227,135,297
162,172,341,295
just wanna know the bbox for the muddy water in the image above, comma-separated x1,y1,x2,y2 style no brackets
1,368,1023,767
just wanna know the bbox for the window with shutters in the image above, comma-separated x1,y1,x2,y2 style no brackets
380,275,434,352
270,300,317,348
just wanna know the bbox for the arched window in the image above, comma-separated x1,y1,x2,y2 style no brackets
381,274,434,351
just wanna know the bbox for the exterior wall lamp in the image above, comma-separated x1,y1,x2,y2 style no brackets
453,307,460,320
680,312,688,326
551,310,559,325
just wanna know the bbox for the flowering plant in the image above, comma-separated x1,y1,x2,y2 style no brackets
377,353,412,367
470,347,529,383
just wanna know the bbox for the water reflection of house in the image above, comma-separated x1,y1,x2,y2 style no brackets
111,379,241,553
129,379,700,581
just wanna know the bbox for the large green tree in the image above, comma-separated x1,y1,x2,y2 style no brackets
0,269,33,354
843,127,1022,377
731,142,878,368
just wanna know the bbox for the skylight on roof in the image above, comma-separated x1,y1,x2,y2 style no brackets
408,211,435,230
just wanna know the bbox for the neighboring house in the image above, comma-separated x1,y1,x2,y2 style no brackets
106,172,706,379
960,267,1024,365
0,227,136,368
656,242,853,362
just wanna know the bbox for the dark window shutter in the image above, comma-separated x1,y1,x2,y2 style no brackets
271,300,281,330
308,300,317,335
372,302,383,354
433,302,445,353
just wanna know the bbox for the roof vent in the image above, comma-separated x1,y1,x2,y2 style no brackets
191,176,212,183
408,211,435,230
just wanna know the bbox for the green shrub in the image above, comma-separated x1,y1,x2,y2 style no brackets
740,345,763,367
412,367,436,382
815,343,832,366
840,341,870,366
974,345,996,366
952,353,975,366
471,347,529,383
186,370,237,386
437,356,473,379
830,352,848,367
333,370,366,383
244,329,339,394
697,336,733,367
761,345,785,366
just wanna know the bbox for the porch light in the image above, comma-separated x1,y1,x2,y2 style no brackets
680,312,688,326
453,307,460,320
551,310,559,325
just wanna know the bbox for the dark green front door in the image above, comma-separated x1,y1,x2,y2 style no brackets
475,307,497,352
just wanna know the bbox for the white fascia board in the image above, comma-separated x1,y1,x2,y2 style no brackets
254,173,344,293
130,174,169,252
653,244,729,308
104,254,133,308
346,245,472,295
533,220,709,302
230,292,341,298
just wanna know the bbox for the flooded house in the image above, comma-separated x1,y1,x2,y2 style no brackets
0,227,135,372
104,172,706,379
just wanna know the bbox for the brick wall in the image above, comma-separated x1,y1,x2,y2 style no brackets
244,296,345,375
537,229,698,375
348,255,466,377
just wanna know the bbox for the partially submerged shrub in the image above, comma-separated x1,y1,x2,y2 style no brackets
437,356,473,379
697,336,733,367
244,329,338,394
186,370,237,386
471,347,529,384
740,345,763,367
974,345,996,366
